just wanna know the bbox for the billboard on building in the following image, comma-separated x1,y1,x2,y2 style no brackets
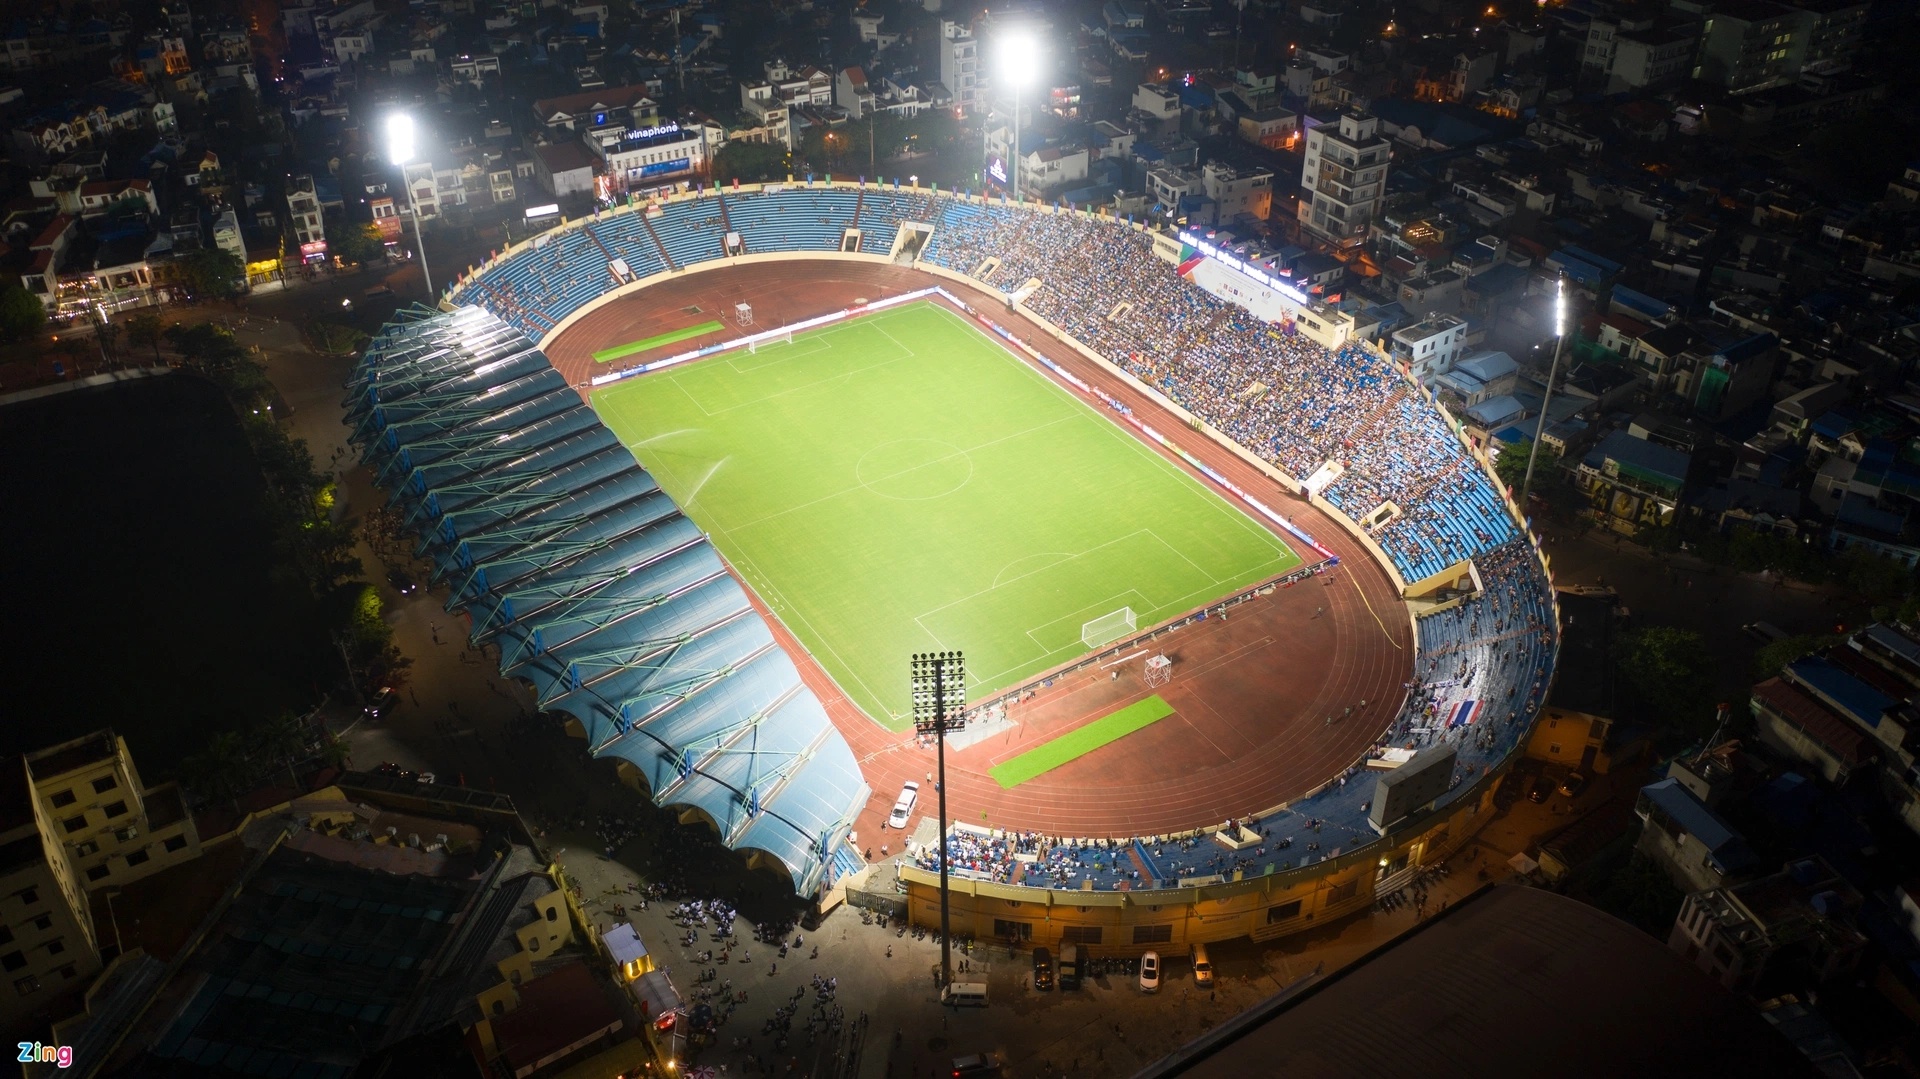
371,198,402,243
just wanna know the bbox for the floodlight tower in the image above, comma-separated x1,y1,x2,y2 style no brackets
1519,275,1568,513
910,651,967,994
997,32,1039,200
386,113,434,299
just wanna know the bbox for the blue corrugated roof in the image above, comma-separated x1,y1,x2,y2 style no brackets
1717,332,1776,364
1465,262,1527,296
1584,429,1689,482
1559,245,1622,275
1611,284,1670,320
1811,409,1855,440
345,307,869,895
1787,656,1890,729
1640,778,1753,871
1549,251,1609,287
1466,395,1524,427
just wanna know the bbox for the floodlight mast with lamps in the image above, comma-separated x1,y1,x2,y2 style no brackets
1518,275,1567,513
385,113,434,299
998,33,1038,200
910,651,967,995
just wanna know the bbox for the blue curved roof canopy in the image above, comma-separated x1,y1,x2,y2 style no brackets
345,306,870,895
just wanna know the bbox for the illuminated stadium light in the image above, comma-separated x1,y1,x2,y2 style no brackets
1521,274,1570,510
384,113,415,167
997,30,1041,199
997,31,1040,90
386,112,434,297
910,650,966,992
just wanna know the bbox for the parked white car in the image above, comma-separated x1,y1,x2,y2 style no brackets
888,781,920,829
1139,950,1161,993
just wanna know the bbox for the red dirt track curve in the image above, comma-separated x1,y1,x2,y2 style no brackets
542,261,1413,845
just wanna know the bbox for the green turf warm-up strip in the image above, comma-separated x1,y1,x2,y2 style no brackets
990,695,1176,789
592,320,726,363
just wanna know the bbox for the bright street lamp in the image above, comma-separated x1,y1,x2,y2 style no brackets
997,31,1039,201
386,113,434,299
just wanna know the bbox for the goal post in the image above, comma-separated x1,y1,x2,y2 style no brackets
1081,607,1137,649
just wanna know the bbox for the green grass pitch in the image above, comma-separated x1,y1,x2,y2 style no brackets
591,301,1300,729
990,695,1177,788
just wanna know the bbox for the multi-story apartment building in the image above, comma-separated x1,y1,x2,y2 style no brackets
1390,313,1470,379
1669,857,1866,993
1693,0,1804,92
939,20,981,113
1297,110,1389,249
738,82,794,150
1,730,203,1030
1610,23,1701,90
287,173,326,261
1794,0,1869,74
1692,0,1863,93
1202,162,1273,222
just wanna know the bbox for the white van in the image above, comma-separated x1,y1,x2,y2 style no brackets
1189,943,1214,988
943,982,989,1007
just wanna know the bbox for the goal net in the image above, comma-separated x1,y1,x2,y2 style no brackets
1081,607,1137,649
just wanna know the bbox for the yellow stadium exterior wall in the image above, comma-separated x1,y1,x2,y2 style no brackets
899,785,1495,954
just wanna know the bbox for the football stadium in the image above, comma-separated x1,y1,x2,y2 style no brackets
345,181,1560,951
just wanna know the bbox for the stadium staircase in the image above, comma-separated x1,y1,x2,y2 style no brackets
829,841,866,884
1401,458,1463,508
1355,384,1410,445
852,188,865,228
641,214,678,272
1130,839,1163,883
582,224,617,273
716,191,739,251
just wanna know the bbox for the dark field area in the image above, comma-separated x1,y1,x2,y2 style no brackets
0,374,327,778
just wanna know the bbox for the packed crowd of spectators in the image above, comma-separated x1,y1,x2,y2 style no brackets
921,199,1512,582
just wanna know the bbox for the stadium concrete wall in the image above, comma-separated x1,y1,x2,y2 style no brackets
899,785,1492,953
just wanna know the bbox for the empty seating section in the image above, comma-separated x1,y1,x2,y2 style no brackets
586,214,668,281
651,198,727,274
726,188,858,252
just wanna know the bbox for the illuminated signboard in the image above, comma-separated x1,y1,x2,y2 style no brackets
637,158,690,178
625,121,682,141
299,240,328,262
524,203,560,219
987,156,1008,185
1179,230,1311,306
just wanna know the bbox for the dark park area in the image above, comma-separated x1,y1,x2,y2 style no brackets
0,373,328,778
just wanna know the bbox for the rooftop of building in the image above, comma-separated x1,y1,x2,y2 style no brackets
1641,777,1755,871
1584,429,1690,482
1142,884,1814,1078
537,139,601,173
1751,677,1876,769
26,730,119,779
491,961,624,1076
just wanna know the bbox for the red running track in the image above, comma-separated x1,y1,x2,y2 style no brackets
542,261,1414,844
